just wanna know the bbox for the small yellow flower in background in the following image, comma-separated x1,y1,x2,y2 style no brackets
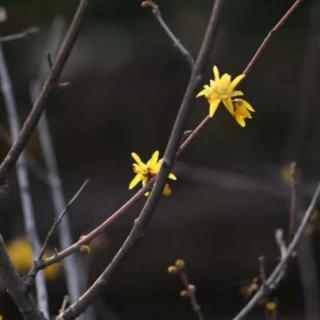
7,237,60,281
0,314,3,320
129,150,177,196
197,65,254,127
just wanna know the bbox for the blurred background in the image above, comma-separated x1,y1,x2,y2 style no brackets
0,0,320,319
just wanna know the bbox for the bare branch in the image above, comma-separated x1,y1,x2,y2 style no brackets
233,182,320,320
38,179,90,260
0,27,39,43
143,0,194,67
243,0,303,75
0,236,45,320
275,229,287,261
288,162,297,240
0,0,91,184
180,270,205,320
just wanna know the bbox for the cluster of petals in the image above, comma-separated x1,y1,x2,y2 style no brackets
197,66,255,127
129,151,177,196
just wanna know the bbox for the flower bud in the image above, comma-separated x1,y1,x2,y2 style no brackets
180,290,189,299
188,284,196,293
167,265,178,275
141,1,150,8
175,259,186,270
265,301,277,312
79,245,91,256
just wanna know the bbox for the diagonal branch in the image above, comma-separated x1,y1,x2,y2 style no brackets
57,0,226,318
143,0,194,67
0,0,90,184
38,179,90,260
233,182,320,320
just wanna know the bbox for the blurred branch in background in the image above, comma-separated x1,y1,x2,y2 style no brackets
0,43,49,316
176,161,317,199
0,27,38,43
30,16,86,315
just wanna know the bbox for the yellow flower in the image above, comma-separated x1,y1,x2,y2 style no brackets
197,66,255,127
197,65,245,117
7,237,60,281
232,98,255,127
129,150,177,196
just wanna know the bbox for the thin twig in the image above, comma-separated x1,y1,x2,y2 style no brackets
143,0,194,67
288,162,297,240
275,229,287,261
57,1,225,319
0,43,49,317
233,182,320,320
0,27,39,43
38,179,90,260
0,236,45,320
30,186,147,271
180,271,205,320
59,296,70,315
258,256,267,285
0,0,90,184
243,0,303,75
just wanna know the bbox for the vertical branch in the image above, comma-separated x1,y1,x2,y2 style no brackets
0,45,49,317
0,236,45,320
30,16,83,309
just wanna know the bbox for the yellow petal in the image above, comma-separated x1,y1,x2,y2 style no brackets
241,99,255,112
209,99,221,118
221,73,231,84
230,74,245,90
231,90,244,97
235,116,246,127
213,65,220,80
222,98,234,114
162,184,172,197
131,152,144,166
168,173,177,180
147,150,159,168
129,174,143,190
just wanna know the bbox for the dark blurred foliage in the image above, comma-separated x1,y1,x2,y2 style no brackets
0,0,320,319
